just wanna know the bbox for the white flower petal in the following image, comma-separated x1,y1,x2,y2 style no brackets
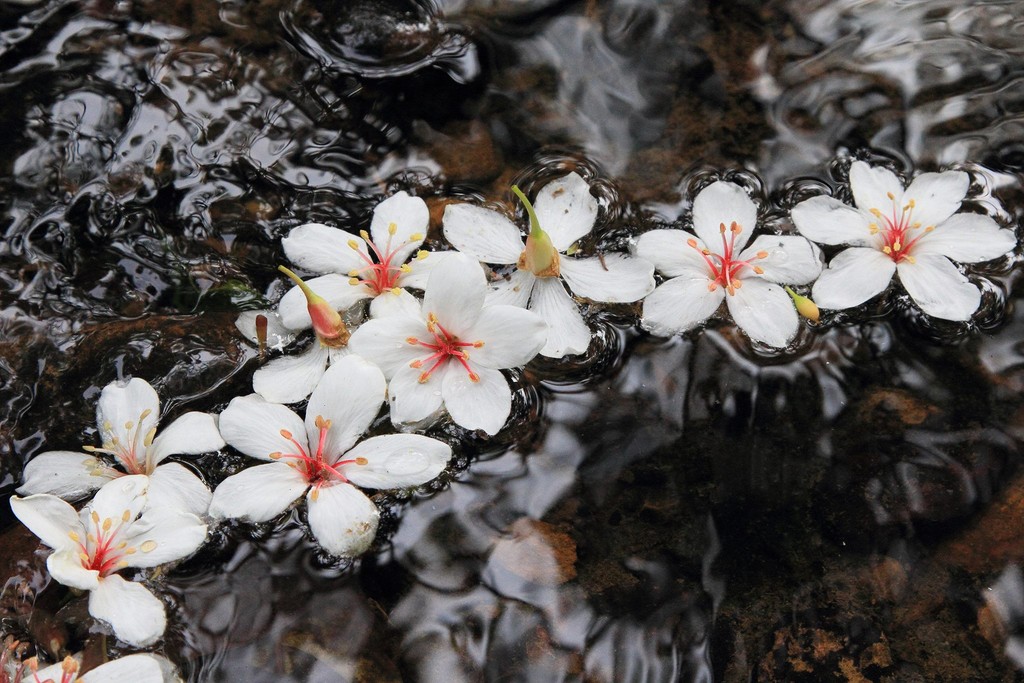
209,462,309,522
348,315,426,379
738,235,823,285
219,394,308,461
369,191,429,264
252,341,329,404
146,412,224,467
533,172,599,252
388,363,447,426
80,653,177,683
123,506,207,567
466,305,547,368
559,253,655,302
812,247,896,310
442,203,524,264
790,195,874,246
96,378,160,461
912,213,1016,263
47,549,99,590
903,170,969,228
640,276,724,336
306,355,386,458
442,365,512,435
849,161,904,211
282,223,367,275
397,250,456,291
88,575,166,647
17,451,115,500
421,253,486,336
634,230,710,278
306,483,379,557
692,181,757,253
89,475,149,524
368,287,418,319
235,310,295,351
896,255,981,321
146,463,212,517
726,279,799,347
530,277,591,358
278,274,369,331
10,493,81,551
485,269,536,308
342,434,451,489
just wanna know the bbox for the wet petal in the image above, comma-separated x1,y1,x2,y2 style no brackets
790,195,873,246
342,434,451,489
89,475,149,525
530,277,591,358
47,549,99,590
209,462,309,522
278,274,369,331
388,363,447,426
634,229,710,278
146,463,212,517
421,253,486,336
726,279,799,347
849,161,904,212
123,505,207,567
903,170,969,228
912,213,1016,263
96,378,160,462
10,493,81,551
559,254,655,302
219,394,308,461
235,310,295,351
80,654,176,683
640,276,724,336
533,172,599,252
282,222,367,275
306,483,379,557
397,250,456,291
486,269,536,308
252,341,329,404
442,365,512,436
812,247,896,310
897,255,981,321
369,191,429,264
368,287,420,319
88,575,166,647
443,203,524,264
466,305,547,368
738,235,823,285
17,451,115,500
348,315,426,379
306,355,387,457
146,412,224,467
692,181,757,253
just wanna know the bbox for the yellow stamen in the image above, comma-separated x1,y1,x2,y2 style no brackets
347,240,360,250
359,230,370,242
140,540,157,553
417,250,429,260
388,222,397,235
355,457,368,466
409,232,424,241
883,246,892,254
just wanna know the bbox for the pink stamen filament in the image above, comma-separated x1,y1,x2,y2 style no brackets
273,421,364,484
350,229,415,295
407,315,482,383
687,224,767,295
871,195,931,263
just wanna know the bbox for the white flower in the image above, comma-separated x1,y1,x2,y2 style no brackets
791,160,1017,320
349,254,548,435
17,378,224,517
209,355,452,558
29,653,180,683
442,172,655,358
10,476,208,647
635,181,823,347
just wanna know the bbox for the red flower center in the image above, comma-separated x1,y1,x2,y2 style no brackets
405,313,484,384
688,222,767,296
868,193,934,263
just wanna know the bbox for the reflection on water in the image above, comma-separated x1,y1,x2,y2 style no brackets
2,0,1024,680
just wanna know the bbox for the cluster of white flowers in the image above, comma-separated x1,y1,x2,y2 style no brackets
7,162,1016,675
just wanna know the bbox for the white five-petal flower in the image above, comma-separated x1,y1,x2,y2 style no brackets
791,160,1017,320
350,254,548,435
442,172,655,358
28,653,180,683
10,476,208,647
636,180,823,347
209,355,452,558
17,378,224,516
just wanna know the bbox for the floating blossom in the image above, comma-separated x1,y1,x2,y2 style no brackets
791,160,1017,320
26,653,179,683
635,181,823,347
17,378,224,516
442,172,655,358
210,355,452,558
10,476,208,647
350,254,547,435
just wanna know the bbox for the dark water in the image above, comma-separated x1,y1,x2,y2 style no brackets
3,0,1024,680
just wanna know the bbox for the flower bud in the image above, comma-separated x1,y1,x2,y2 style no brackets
785,286,820,323
278,266,350,346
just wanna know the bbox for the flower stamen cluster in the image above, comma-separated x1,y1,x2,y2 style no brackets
347,224,427,296
688,222,769,294
405,313,484,383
